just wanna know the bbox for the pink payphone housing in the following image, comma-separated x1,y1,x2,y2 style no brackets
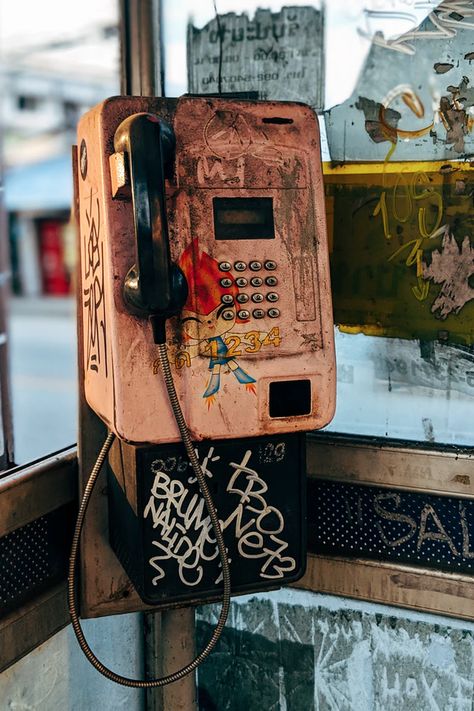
77,96,335,444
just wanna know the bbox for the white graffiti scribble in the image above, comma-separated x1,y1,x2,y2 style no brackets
143,447,295,587
359,1,474,55
222,450,296,579
143,468,219,587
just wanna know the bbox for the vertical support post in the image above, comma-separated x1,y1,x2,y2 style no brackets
161,609,198,711
144,608,198,711
0,99,15,468
119,0,163,97
118,2,198,707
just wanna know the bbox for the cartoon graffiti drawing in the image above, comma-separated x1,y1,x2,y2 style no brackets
423,229,474,318
177,241,256,407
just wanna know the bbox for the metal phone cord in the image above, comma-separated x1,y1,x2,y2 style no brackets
68,342,231,688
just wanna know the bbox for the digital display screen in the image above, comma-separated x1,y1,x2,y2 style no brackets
213,197,275,240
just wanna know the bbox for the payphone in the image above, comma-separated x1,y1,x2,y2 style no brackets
70,95,335,686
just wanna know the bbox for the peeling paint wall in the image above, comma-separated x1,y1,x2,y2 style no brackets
0,591,472,709
197,590,474,711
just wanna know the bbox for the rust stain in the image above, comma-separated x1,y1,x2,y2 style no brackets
390,572,474,599
452,474,471,485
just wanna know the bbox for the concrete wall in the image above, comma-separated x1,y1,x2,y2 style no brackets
197,590,474,711
0,614,144,711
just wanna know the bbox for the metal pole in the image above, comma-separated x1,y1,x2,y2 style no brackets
0,81,15,468
119,0,163,96
118,3,198,708
161,608,198,710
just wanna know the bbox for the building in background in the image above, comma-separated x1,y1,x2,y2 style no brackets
1,24,118,295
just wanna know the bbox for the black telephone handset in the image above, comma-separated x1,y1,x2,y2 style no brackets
114,113,187,342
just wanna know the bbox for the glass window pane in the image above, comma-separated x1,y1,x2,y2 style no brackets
1,0,119,463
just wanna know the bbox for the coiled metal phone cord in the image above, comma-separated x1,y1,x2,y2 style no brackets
68,342,231,687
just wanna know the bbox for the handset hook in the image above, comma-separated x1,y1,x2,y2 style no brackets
114,113,187,341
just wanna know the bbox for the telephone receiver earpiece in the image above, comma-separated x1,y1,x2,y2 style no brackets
113,113,188,342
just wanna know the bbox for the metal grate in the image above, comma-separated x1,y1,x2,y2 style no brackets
0,505,74,618
308,480,474,574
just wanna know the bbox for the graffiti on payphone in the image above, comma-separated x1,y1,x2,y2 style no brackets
176,241,256,406
162,241,281,407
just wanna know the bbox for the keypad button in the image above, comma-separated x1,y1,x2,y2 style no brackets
236,277,248,287
265,276,278,286
264,260,277,270
268,308,280,318
221,294,234,304
251,293,264,303
237,309,250,320
220,277,233,288
253,309,265,319
249,261,262,271
219,261,232,271
222,309,235,321
267,292,279,302
234,261,247,271
236,293,249,303
250,276,263,287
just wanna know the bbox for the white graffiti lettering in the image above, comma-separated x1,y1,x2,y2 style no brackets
221,450,296,579
143,467,218,587
143,446,295,587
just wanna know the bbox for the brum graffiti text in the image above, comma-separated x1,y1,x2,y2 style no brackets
143,446,296,587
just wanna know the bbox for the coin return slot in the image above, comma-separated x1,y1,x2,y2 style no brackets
269,379,311,418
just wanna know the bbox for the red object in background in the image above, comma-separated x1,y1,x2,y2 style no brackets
38,220,70,295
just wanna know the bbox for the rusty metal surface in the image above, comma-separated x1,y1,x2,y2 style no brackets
307,433,474,498
76,96,335,445
296,554,474,621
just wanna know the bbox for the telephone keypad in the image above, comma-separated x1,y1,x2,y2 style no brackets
219,259,281,321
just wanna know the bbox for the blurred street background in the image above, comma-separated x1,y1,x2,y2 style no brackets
9,296,76,464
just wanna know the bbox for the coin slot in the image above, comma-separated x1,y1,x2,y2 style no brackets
262,117,294,124
269,380,311,418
